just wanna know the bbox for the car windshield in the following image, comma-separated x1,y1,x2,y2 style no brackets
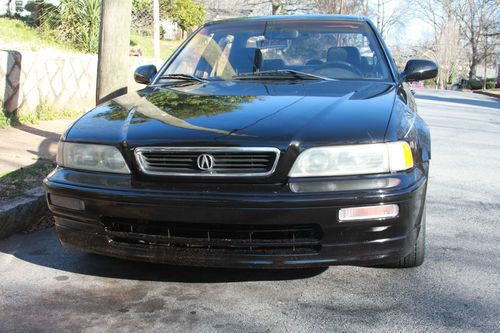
160,19,392,82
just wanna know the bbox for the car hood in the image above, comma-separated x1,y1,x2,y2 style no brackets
66,80,397,149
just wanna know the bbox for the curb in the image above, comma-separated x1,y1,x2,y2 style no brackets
473,90,500,99
0,187,48,240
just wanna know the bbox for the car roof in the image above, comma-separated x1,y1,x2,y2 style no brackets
205,14,370,26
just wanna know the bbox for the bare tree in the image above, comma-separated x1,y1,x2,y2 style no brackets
374,0,409,38
313,0,369,15
455,0,499,83
435,20,466,88
480,24,499,89
413,0,454,44
244,0,314,15
413,0,467,88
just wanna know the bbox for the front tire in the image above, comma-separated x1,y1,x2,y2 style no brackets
383,206,426,268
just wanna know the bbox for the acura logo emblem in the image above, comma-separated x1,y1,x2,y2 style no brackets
197,154,214,170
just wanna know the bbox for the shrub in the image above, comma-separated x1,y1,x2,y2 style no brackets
26,0,101,53
486,80,495,90
424,79,437,89
164,0,206,38
132,0,206,38
25,0,60,29
465,79,496,90
57,0,101,53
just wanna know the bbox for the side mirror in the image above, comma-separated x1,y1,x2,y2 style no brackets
401,59,438,82
134,65,157,85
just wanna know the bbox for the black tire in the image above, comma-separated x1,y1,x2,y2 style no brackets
382,206,426,268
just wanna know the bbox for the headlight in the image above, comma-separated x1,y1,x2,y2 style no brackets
57,142,131,174
289,141,413,177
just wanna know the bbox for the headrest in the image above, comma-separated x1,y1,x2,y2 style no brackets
230,47,263,73
327,47,348,62
327,46,361,67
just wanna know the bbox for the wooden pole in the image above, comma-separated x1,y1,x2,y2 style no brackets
153,0,160,60
96,0,133,105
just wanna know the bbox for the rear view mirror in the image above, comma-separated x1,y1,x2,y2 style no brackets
134,65,158,85
269,29,299,39
401,59,438,82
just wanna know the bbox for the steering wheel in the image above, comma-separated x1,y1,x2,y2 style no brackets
311,61,363,77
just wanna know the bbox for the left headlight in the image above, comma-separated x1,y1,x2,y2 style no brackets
57,142,131,174
289,141,413,177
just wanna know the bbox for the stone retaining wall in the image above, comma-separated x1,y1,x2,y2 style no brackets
0,49,159,114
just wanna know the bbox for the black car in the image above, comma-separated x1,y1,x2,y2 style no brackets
44,15,437,269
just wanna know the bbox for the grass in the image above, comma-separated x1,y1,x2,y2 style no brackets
0,109,12,129
0,17,79,53
0,105,83,129
486,89,500,96
0,159,55,202
130,33,180,59
0,17,181,57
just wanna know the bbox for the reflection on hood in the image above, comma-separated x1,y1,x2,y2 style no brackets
113,92,248,137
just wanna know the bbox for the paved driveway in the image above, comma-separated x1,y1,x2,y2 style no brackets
0,119,72,173
0,89,499,332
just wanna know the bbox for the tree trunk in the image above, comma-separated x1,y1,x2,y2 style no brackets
6,0,12,16
482,65,487,90
467,9,477,84
482,35,488,90
96,0,133,105
468,42,478,84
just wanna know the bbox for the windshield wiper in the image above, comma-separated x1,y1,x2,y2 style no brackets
158,73,207,83
233,70,335,81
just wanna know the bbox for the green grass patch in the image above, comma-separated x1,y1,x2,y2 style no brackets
29,105,82,122
130,34,180,60
0,108,13,129
0,17,181,57
0,17,79,53
0,159,55,202
0,105,83,129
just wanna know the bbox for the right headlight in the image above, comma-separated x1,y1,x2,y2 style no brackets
57,142,131,174
289,141,413,177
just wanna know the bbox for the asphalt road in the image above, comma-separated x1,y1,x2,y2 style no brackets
1,89,499,333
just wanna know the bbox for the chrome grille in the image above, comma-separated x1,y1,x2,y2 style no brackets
135,147,280,176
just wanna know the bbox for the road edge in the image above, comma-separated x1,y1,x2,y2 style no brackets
473,90,500,99
0,187,48,240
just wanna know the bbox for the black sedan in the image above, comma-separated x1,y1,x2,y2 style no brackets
44,15,437,269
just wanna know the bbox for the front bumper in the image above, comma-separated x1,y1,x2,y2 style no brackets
44,167,427,269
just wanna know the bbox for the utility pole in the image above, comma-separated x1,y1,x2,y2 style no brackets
96,0,133,105
153,0,160,60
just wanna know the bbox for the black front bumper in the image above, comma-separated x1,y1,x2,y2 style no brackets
44,167,427,269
